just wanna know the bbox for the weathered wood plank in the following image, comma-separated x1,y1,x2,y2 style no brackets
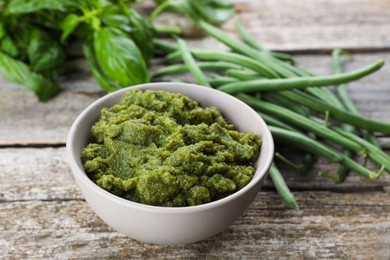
1,191,390,259
0,53,389,145
0,147,82,202
0,89,103,146
182,0,390,52
1,147,389,204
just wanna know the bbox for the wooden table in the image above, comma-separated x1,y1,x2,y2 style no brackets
1,1,390,258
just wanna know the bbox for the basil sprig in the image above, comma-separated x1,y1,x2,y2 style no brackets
0,0,234,101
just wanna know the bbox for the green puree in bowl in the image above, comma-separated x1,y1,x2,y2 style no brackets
81,89,261,207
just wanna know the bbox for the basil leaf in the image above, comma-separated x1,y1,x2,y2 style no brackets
100,5,133,33
0,51,59,101
2,20,33,61
4,0,79,15
82,38,119,92
60,14,83,44
93,27,148,87
28,29,65,74
84,0,111,9
0,19,6,40
126,9,155,62
0,36,19,58
100,5,155,61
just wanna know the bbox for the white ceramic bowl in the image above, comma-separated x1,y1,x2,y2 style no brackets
67,82,274,245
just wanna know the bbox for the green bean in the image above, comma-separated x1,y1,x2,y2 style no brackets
163,50,182,64
332,49,358,111
153,39,177,53
268,163,300,210
198,20,296,78
279,90,390,134
225,69,262,80
330,49,357,182
264,92,310,116
218,59,384,94
261,93,317,172
152,62,241,78
331,126,390,173
258,112,296,131
269,126,384,179
259,111,318,172
212,39,352,114
301,152,317,174
163,48,279,78
248,42,348,114
234,20,294,63
176,37,210,87
208,76,239,87
269,126,342,162
162,49,194,64
193,50,279,78
278,58,353,182
282,58,348,108
237,93,364,153
149,0,170,22
331,49,356,111
308,115,390,174
306,87,344,107
332,49,381,148
333,154,351,183
234,19,264,51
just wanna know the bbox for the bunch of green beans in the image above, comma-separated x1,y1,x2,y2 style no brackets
152,20,389,210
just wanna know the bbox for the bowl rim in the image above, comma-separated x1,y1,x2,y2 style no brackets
66,82,274,213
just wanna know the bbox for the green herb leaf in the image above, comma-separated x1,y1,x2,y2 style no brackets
100,5,133,33
28,29,65,74
125,9,155,62
4,0,79,15
60,13,83,44
0,51,59,101
1,20,34,61
0,36,19,58
82,38,120,92
93,27,149,87
0,19,6,40
27,10,69,30
101,3,155,61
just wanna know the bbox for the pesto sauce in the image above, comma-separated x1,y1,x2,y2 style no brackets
81,89,261,207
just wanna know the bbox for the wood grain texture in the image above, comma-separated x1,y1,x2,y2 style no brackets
1,191,390,259
180,0,390,53
0,88,103,146
0,148,81,202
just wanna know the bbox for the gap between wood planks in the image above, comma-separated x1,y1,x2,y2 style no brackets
0,143,66,149
0,198,85,204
